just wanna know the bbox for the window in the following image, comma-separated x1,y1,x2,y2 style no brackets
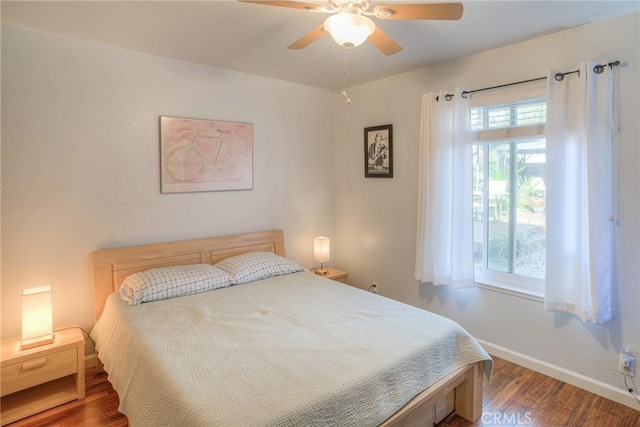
471,96,547,297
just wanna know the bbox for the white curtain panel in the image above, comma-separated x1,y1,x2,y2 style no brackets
544,62,615,324
415,89,474,287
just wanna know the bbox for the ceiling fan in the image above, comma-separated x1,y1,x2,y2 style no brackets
239,0,463,55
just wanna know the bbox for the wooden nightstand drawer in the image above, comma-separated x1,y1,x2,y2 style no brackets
1,348,77,397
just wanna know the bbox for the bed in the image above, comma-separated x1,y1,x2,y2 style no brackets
91,230,491,426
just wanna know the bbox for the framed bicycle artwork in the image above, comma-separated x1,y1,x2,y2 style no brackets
160,116,253,193
364,124,393,178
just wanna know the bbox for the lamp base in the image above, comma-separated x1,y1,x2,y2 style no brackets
21,334,54,351
313,268,329,276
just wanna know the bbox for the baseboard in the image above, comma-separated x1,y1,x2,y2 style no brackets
476,338,639,410
85,353,98,368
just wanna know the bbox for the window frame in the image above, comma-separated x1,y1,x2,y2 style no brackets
470,85,547,299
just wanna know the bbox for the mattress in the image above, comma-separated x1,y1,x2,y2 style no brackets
91,271,492,426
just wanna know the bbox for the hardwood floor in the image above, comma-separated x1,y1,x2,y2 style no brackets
441,357,640,427
6,357,639,426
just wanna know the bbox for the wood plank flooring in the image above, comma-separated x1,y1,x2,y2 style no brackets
6,356,639,426
441,357,640,426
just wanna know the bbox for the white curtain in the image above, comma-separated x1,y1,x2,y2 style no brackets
545,62,615,324
415,89,474,287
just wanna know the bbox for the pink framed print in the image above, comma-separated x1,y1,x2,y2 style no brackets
160,116,253,193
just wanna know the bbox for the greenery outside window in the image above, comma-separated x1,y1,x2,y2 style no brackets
471,96,547,297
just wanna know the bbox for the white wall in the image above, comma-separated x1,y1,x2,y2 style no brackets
1,26,336,339
334,12,640,402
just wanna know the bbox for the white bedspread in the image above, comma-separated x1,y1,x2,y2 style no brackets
91,271,491,426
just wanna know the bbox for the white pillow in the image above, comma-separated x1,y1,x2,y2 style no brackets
120,264,232,305
215,252,305,285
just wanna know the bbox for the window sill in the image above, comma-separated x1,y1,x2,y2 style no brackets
475,281,544,303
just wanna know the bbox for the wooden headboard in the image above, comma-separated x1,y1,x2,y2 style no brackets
92,230,286,321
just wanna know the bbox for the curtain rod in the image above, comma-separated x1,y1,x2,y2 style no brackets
438,60,620,101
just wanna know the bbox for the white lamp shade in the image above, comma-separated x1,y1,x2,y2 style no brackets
22,285,53,349
314,237,331,263
324,13,375,48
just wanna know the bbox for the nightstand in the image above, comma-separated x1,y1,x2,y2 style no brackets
312,266,349,284
1,325,86,425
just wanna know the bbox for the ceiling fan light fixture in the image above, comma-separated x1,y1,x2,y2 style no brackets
324,13,375,48
374,8,394,18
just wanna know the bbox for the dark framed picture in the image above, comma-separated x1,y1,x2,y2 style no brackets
364,124,393,178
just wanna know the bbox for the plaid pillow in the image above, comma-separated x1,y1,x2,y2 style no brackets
120,264,232,305
215,252,305,285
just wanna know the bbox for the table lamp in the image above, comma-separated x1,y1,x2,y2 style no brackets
21,285,54,350
314,236,330,275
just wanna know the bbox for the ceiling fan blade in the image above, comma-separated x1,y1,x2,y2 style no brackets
288,25,327,49
367,27,403,56
373,3,463,20
239,0,325,12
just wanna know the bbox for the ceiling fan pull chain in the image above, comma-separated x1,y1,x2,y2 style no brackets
342,46,352,105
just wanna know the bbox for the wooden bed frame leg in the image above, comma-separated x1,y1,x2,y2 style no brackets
454,361,483,422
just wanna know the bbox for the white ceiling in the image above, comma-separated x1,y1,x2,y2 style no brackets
2,1,638,90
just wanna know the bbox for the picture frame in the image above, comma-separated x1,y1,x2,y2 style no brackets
364,124,393,178
160,116,253,193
